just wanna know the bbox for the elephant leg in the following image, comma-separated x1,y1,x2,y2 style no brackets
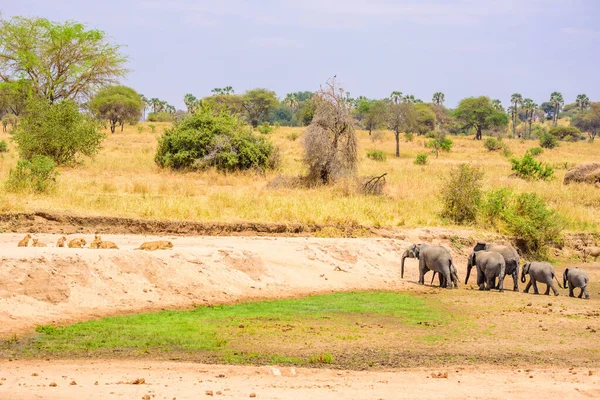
441,269,452,289
485,276,493,291
532,279,539,295
524,279,532,293
582,286,590,299
569,286,574,297
544,284,550,295
578,288,583,298
550,283,559,296
512,270,519,292
418,263,426,285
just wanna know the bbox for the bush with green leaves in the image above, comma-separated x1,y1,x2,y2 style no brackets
0,140,7,153
526,147,543,157
509,153,554,180
414,153,428,165
256,122,273,134
480,188,513,226
155,104,278,172
404,132,414,142
484,137,503,151
147,111,174,122
425,134,453,158
366,150,386,162
539,131,558,149
12,98,104,165
440,164,484,224
5,155,59,193
548,126,580,141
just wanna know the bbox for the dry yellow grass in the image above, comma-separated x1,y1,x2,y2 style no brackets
0,121,598,232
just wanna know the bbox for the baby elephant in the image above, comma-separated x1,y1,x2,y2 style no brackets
521,262,561,296
466,250,506,292
563,268,590,299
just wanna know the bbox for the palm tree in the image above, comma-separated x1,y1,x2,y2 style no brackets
211,88,224,95
491,99,504,112
576,94,590,111
283,93,298,111
510,93,523,137
140,94,148,120
148,98,161,113
183,93,197,113
432,92,445,106
550,91,564,126
403,94,417,104
389,91,403,105
521,98,536,138
223,86,234,95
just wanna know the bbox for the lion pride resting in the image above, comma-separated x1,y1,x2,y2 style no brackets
135,240,174,251
90,235,119,249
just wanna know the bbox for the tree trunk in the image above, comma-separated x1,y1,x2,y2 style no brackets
110,120,116,134
121,122,124,132
395,130,400,157
476,126,482,140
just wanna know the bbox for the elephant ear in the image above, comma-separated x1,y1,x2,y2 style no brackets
473,242,486,252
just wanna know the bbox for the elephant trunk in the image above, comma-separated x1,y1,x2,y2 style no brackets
465,253,474,284
563,269,569,289
401,250,410,279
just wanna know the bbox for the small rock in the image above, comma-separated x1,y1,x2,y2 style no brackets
70,380,77,385
49,382,57,387
216,391,222,395
32,373,38,377
239,324,245,329
94,381,99,385
250,394,256,398
589,370,594,376
206,390,213,396
142,396,151,400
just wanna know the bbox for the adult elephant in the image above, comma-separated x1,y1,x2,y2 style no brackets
473,242,520,291
521,262,561,296
401,244,457,288
465,250,506,292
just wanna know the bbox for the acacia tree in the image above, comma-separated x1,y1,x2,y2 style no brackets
572,103,600,142
550,91,564,126
386,102,416,157
432,92,445,106
88,85,144,133
0,16,127,103
242,88,279,127
303,78,357,184
357,98,386,135
510,93,522,137
453,96,508,140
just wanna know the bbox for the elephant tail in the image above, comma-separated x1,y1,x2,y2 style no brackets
553,273,563,289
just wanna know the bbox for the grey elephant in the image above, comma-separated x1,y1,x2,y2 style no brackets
401,244,457,289
521,262,562,296
563,268,590,299
473,242,520,291
465,250,506,292
430,263,459,288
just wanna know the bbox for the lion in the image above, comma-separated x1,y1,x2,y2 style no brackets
582,246,600,262
89,235,102,249
18,234,31,247
98,241,119,249
32,238,47,247
135,240,174,251
56,236,67,247
68,238,87,248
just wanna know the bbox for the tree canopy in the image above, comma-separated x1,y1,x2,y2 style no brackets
453,96,508,140
242,89,279,127
88,85,144,133
572,103,600,142
0,16,127,103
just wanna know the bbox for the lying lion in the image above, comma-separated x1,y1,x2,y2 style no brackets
18,234,31,247
32,238,47,247
135,240,174,251
89,235,102,249
98,240,119,249
68,238,87,248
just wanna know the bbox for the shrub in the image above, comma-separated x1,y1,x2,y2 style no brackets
147,111,174,122
366,150,386,162
509,153,554,180
287,132,299,141
503,193,564,258
414,153,428,165
5,155,59,193
12,98,104,165
0,140,7,153
148,124,157,133
440,164,484,224
548,126,580,141
425,135,452,158
371,130,386,143
484,137,503,151
480,188,513,226
530,125,547,139
256,122,273,134
526,147,543,157
137,126,144,133
539,131,558,149
155,103,278,172
308,353,335,364
404,132,414,142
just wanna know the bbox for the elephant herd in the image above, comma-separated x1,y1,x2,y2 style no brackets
401,241,591,299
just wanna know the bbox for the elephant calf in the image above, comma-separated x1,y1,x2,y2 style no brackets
563,268,590,299
521,262,561,296
466,250,506,292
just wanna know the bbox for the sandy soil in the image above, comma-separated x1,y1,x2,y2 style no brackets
1,232,599,399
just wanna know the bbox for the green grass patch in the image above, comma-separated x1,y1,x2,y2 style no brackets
6,291,445,364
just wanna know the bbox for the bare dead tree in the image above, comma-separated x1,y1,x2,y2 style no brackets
303,78,357,185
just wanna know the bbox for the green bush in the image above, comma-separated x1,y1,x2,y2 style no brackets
484,137,503,151
287,132,299,141
526,147,543,157
414,153,428,165
366,150,386,162
425,136,453,157
548,126,580,141
440,164,484,224
137,126,144,133
12,98,104,165
256,122,273,134
148,124,157,133
404,132,414,142
480,188,513,225
155,104,278,172
539,131,558,149
0,140,7,153
147,112,174,122
510,153,554,180
5,155,59,193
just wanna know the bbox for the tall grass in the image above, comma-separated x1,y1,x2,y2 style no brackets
0,121,598,231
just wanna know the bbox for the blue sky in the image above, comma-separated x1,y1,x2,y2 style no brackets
2,0,599,109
